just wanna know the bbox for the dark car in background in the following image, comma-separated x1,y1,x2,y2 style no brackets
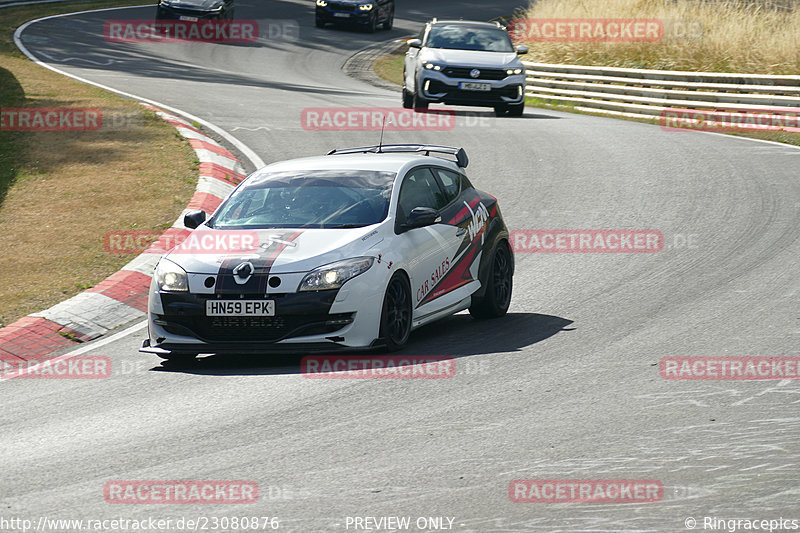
156,0,235,20
315,0,394,32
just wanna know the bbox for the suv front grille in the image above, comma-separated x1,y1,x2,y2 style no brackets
326,2,357,11
443,67,508,81
426,79,522,102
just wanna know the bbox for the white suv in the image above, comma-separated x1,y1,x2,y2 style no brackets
403,19,529,117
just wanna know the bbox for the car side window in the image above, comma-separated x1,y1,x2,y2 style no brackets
431,168,461,204
397,167,447,220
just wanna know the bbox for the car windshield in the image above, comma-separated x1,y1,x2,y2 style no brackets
426,25,514,52
209,170,395,229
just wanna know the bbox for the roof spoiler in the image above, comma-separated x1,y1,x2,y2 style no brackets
326,144,469,168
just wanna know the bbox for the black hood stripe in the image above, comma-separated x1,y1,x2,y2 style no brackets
214,231,303,295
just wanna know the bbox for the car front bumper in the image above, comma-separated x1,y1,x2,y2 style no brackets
156,5,227,20
316,6,374,25
141,271,385,356
419,70,526,107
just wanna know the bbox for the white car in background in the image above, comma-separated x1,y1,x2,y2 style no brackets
140,144,514,361
403,19,529,116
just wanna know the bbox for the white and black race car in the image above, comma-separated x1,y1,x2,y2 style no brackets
140,145,513,360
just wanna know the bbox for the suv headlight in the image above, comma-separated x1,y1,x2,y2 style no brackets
316,0,327,6
358,3,374,10
298,257,374,291
506,67,524,75
155,259,189,292
423,61,443,71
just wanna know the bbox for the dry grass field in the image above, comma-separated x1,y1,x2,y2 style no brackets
517,0,800,74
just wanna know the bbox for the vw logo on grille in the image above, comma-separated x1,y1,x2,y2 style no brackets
470,69,481,78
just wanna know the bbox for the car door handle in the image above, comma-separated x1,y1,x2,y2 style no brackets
456,228,466,237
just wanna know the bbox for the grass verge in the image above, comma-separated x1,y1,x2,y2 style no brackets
0,0,198,327
374,50,404,86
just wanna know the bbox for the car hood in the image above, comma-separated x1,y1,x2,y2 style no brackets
165,225,385,275
421,48,520,68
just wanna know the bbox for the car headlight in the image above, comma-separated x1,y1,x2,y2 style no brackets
298,257,374,291
506,67,524,75
316,0,327,6
358,3,374,10
423,61,443,71
155,259,189,292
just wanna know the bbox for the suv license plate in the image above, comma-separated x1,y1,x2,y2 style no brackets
459,82,491,91
206,300,275,317
333,12,350,17
179,16,199,21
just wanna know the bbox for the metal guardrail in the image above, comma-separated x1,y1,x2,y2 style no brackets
522,61,800,127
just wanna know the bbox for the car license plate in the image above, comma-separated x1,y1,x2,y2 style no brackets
459,82,491,91
333,12,350,17
179,15,199,21
206,300,275,317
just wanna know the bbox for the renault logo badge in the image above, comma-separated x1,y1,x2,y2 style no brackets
232,261,254,284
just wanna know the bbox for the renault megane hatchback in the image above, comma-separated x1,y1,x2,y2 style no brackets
140,144,513,361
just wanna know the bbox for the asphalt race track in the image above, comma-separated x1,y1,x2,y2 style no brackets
3,0,800,531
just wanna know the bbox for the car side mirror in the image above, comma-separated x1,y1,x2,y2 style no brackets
184,209,207,230
401,207,440,231
515,45,529,55
407,38,422,49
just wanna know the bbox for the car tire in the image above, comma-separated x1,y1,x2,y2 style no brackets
469,240,513,319
507,103,524,117
366,13,378,33
382,6,394,30
379,272,412,351
315,17,325,28
412,91,429,111
493,105,507,117
402,86,414,109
